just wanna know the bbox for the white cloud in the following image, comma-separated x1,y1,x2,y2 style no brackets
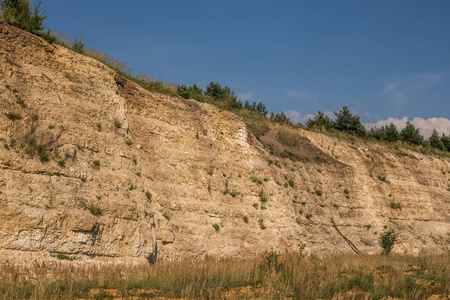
365,117,450,138
283,110,335,125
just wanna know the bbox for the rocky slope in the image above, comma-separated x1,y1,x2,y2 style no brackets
0,22,449,263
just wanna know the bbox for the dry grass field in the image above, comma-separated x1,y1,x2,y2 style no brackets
0,252,448,299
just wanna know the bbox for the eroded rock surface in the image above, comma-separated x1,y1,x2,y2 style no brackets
0,22,449,263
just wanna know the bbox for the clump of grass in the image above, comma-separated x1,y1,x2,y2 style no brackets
96,123,102,131
5,112,22,120
114,119,122,129
243,216,249,223
305,213,312,220
56,253,72,261
145,191,152,201
315,189,322,196
57,160,65,167
259,189,268,203
88,204,102,216
93,160,100,167
344,188,349,195
389,201,402,210
288,180,294,188
251,177,263,185
259,219,266,230
212,223,220,231
126,140,133,146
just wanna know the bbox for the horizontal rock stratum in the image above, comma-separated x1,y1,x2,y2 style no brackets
0,22,449,263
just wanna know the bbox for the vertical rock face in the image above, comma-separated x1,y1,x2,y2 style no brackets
0,22,449,263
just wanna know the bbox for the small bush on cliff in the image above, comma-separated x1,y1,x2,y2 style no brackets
0,0,46,33
379,228,397,254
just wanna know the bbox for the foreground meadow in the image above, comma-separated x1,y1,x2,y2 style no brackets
0,252,449,299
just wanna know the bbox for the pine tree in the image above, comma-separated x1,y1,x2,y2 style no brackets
334,106,366,136
0,0,46,33
400,122,424,146
428,129,444,150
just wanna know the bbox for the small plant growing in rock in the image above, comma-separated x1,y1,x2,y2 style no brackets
379,228,397,254
212,224,220,231
315,189,322,196
93,160,100,167
80,176,87,183
5,112,22,120
344,188,349,195
378,175,390,183
136,172,141,177
163,212,170,221
126,140,133,146
389,201,402,210
114,119,122,129
243,216,249,223
259,219,266,230
252,203,258,209
288,180,294,188
57,160,65,167
88,204,102,216
56,253,72,260
259,189,267,203
305,213,312,220
31,113,38,121
145,191,152,201
96,123,102,131
301,201,306,206
132,157,137,165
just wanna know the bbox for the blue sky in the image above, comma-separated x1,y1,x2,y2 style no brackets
40,0,450,135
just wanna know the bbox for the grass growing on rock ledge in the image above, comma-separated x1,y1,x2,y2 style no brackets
0,253,448,299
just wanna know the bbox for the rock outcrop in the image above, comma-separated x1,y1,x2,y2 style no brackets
0,22,448,263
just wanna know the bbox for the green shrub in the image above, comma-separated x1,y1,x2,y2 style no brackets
212,223,220,231
288,180,294,188
145,191,152,201
57,160,65,167
344,188,349,195
305,213,312,220
93,160,100,166
126,140,133,146
315,189,322,196
71,37,84,53
379,229,397,254
243,216,248,223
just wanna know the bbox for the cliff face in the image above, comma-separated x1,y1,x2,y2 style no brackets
0,22,449,263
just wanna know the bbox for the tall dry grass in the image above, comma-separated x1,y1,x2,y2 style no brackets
0,253,448,299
